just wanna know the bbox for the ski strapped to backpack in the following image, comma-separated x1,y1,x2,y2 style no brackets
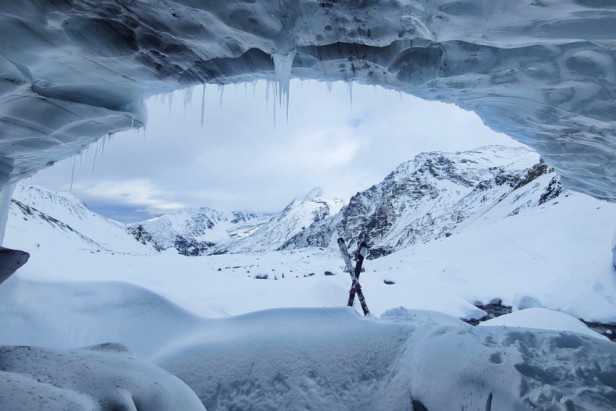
337,237,370,316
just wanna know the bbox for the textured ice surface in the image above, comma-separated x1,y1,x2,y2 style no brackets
0,1,616,203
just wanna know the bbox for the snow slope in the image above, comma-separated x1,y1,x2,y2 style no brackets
10,184,154,256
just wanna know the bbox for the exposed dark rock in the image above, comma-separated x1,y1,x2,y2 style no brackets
513,161,553,190
174,235,216,256
463,299,512,326
0,247,30,284
128,224,161,250
412,399,429,411
538,177,564,205
580,320,616,342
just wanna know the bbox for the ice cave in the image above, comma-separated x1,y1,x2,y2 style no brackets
1,1,616,410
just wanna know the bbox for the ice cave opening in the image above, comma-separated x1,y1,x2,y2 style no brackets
2,1,616,409
25,79,527,224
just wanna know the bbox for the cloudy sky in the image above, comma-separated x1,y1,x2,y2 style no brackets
28,80,526,223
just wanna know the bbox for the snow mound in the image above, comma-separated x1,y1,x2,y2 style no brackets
154,307,616,411
1,275,615,410
480,307,606,340
0,344,205,411
0,278,204,357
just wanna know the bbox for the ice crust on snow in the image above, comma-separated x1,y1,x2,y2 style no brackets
0,0,616,206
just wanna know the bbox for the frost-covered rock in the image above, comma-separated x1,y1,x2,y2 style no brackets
0,344,205,411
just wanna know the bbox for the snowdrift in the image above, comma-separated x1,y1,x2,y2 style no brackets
2,277,615,410
155,307,616,411
0,343,205,411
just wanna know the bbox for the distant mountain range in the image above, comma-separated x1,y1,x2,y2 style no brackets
8,146,566,258
128,207,274,256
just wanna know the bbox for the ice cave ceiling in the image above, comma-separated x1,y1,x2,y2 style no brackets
1,0,615,200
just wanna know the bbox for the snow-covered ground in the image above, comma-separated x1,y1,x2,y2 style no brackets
5,179,616,324
2,176,616,409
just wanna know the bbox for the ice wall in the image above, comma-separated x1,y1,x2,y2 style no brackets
0,0,615,202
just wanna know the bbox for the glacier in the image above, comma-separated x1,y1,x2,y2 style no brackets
0,0,615,205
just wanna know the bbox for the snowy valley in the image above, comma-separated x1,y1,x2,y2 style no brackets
3,146,616,410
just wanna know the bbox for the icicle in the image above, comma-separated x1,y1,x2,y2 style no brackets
347,81,353,108
218,85,225,109
272,50,296,121
168,90,174,118
183,86,193,107
265,80,271,111
326,81,333,93
200,83,206,127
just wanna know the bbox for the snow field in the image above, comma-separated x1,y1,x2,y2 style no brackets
4,171,616,409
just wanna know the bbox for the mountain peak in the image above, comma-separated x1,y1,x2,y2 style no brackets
304,187,324,201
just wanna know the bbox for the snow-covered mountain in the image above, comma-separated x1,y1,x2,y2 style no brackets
129,208,273,256
214,188,344,254
283,146,564,257
136,146,559,257
10,147,565,261
9,185,154,256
